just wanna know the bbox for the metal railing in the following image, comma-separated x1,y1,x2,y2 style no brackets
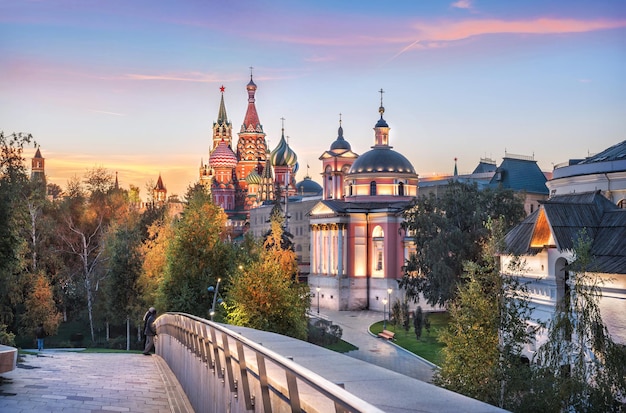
155,313,383,413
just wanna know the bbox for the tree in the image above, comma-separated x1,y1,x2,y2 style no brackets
435,219,538,409
413,306,424,340
227,210,309,340
159,187,232,316
103,216,143,350
529,231,626,412
57,167,118,343
20,273,62,340
400,181,525,306
0,132,36,336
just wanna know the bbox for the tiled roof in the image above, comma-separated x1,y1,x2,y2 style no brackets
490,157,548,194
503,191,626,274
578,140,626,164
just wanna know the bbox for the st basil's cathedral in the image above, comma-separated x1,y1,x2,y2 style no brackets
199,75,298,236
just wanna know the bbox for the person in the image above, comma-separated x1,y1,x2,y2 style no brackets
142,307,157,355
35,323,46,351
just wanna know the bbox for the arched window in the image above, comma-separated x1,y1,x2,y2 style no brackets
373,226,384,272
370,181,377,196
618,199,626,209
398,182,404,196
349,184,353,196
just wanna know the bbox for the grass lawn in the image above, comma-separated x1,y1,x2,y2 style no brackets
369,312,449,366
324,339,358,353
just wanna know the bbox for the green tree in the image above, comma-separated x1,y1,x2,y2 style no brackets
413,306,424,340
436,219,538,409
0,132,36,337
103,215,143,350
159,187,233,317
529,231,626,412
400,181,525,306
227,210,309,340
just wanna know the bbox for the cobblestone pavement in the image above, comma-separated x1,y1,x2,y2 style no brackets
0,350,193,413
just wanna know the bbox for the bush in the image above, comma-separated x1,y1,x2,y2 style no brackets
0,324,15,346
307,319,343,346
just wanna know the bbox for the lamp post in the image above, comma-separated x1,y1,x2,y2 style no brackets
207,278,221,321
382,298,388,330
387,287,393,329
316,287,320,314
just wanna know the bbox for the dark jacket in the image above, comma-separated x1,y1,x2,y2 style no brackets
144,313,156,337
35,325,46,339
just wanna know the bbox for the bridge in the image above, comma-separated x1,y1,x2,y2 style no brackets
0,313,507,412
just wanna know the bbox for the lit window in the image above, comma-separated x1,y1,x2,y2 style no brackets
370,181,377,196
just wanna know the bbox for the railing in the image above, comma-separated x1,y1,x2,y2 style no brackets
155,313,383,413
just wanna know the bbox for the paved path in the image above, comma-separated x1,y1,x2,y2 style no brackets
0,350,193,413
320,309,438,383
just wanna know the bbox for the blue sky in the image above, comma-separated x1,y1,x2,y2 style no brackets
1,0,625,198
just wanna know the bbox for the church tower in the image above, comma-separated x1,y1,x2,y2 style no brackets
212,85,233,150
31,147,46,187
236,73,268,188
153,174,167,204
319,116,358,200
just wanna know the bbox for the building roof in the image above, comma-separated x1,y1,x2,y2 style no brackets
503,191,626,274
309,199,411,217
270,131,297,167
348,147,416,175
209,139,238,169
295,176,322,196
489,156,548,195
578,140,626,165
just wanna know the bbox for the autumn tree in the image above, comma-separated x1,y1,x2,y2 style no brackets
227,209,309,340
20,273,62,340
159,186,233,316
400,181,525,306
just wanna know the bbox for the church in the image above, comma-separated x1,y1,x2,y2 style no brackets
308,93,420,311
200,75,298,237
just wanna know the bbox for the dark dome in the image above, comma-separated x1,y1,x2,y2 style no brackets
330,125,352,151
295,176,322,196
349,147,416,174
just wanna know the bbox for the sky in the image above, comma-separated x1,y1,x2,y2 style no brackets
1,0,625,199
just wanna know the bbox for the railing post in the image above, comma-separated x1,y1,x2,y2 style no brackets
256,353,273,413
236,341,254,410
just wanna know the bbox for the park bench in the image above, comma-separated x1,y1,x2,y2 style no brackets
378,330,395,340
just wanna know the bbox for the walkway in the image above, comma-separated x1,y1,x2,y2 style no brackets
0,350,193,413
321,309,437,382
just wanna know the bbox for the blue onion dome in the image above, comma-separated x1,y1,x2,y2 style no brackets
296,176,322,196
292,161,299,175
330,123,352,151
270,131,297,167
245,169,262,185
209,139,237,169
349,148,416,174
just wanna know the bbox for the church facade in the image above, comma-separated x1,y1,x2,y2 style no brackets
308,97,420,311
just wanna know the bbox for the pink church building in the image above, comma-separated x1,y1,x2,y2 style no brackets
309,96,419,311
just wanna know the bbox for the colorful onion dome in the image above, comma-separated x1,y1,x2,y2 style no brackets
245,169,262,185
270,131,297,167
209,139,237,169
292,161,299,175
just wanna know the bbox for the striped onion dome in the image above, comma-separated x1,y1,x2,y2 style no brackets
245,169,262,185
270,132,297,167
209,139,237,169
292,161,299,175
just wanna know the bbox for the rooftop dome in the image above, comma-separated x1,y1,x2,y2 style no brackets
245,169,262,185
270,132,297,167
348,147,416,174
330,124,352,151
295,176,322,196
209,140,237,169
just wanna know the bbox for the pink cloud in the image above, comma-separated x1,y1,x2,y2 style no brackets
451,0,473,10
123,72,225,83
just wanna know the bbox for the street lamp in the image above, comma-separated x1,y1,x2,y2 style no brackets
207,278,222,321
316,286,321,314
382,298,388,330
387,287,393,328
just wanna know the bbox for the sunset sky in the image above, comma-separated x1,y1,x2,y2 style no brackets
1,0,625,199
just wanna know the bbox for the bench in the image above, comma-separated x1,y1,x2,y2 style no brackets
378,330,395,340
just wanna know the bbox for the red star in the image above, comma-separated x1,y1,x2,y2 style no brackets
219,85,225,93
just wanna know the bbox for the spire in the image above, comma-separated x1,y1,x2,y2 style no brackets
241,69,262,133
374,89,390,146
454,157,458,177
114,171,119,190
217,85,228,126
